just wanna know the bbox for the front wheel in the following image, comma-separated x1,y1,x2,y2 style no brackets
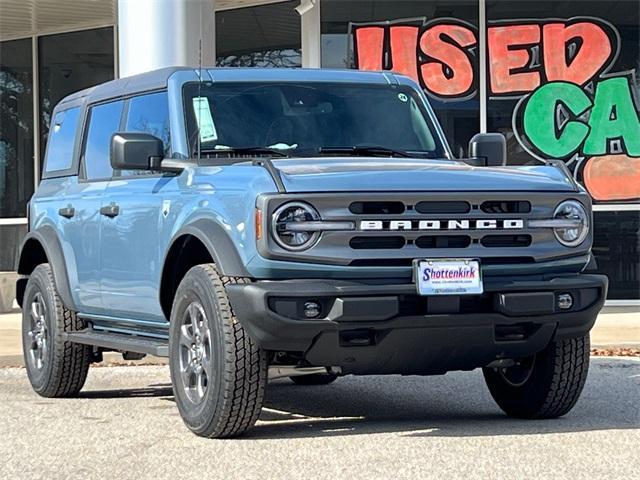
483,334,590,419
169,264,267,438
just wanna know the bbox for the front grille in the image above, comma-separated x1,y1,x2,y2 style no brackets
259,191,589,268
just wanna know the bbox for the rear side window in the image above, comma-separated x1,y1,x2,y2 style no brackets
44,107,81,173
82,100,124,181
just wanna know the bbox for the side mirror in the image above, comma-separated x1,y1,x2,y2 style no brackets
110,132,164,171
468,133,506,167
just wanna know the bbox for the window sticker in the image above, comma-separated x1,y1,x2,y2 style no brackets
192,97,218,142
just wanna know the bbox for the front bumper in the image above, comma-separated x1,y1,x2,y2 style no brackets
226,273,608,375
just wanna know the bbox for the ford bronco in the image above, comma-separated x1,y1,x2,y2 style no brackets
17,67,607,438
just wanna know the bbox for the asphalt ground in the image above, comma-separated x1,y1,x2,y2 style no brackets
2,357,639,480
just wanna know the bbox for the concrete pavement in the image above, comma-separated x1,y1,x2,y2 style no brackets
2,306,639,366
1,358,638,479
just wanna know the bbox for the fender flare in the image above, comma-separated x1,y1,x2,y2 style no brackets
165,219,251,278
16,227,76,310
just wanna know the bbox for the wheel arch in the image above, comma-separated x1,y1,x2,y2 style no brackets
159,220,250,320
16,227,75,310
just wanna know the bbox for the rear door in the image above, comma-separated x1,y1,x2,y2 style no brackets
66,100,125,312
99,91,175,321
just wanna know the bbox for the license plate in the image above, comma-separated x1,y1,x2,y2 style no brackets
415,259,483,295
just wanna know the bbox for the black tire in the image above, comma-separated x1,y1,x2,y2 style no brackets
22,264,91,397
483,334,590,419
169,264,267,438
290,373,338,385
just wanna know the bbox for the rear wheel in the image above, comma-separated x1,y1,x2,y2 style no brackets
290,373,338,385
483,334,590,419
22,264,92,397
169,264,267,438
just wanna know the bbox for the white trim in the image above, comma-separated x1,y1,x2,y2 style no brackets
478,0,487,133
593,204,640,212
0,218,28,226
605,300,640,307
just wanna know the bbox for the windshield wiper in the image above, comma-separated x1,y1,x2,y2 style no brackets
200,146,290,157
318,145,411,158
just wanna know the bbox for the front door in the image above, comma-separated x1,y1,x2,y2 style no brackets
99,91,174,322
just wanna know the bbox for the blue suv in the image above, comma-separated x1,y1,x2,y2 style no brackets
17,67,607,437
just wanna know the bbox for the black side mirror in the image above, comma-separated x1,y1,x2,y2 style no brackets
110,132,164,171
468,133,506,167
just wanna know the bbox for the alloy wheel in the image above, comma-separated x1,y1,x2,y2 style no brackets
178,302,213,404
27,292,48,370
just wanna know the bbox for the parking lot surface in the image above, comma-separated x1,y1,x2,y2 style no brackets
2,357,638,480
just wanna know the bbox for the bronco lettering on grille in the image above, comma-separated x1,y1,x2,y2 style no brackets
359,219,524,231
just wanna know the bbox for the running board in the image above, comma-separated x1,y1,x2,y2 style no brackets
65,330,169,357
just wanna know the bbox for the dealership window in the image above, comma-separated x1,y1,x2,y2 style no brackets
38,27,115,165
216,1,302,67
321,0,480,156
0,38,33,270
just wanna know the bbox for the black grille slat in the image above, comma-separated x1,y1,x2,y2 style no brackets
415,201,470,214
415,235,471,249
350,236,406,250
480,201,531,214
349,201,405,215
481,235,532,248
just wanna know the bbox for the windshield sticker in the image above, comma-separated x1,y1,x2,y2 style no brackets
192,97,218,142
398,93,408,102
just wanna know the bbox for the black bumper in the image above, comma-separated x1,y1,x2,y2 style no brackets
226,274,608,375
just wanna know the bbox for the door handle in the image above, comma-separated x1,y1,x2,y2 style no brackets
100,203,120,218
58,206,75,219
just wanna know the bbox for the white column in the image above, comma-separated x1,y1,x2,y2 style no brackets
300,0,321,68
117,0,216,78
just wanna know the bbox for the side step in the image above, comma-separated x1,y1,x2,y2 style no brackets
65,329,169,357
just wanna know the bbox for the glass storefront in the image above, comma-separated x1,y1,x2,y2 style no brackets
0,27,114,270
216,1,302,67
0,0,638,301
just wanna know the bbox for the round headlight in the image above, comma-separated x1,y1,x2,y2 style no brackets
553,200,589,247
271,202,321,251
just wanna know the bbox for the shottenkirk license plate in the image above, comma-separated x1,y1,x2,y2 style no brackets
415,259,483,295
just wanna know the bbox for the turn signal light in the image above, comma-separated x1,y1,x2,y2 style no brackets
255,208,263,240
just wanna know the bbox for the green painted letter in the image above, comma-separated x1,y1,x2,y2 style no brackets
583,77,640,156
523,81,591,158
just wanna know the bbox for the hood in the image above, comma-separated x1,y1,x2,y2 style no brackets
270,158,576,193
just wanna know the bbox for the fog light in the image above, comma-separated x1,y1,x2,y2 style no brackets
303,301,321,318
557,293,573,310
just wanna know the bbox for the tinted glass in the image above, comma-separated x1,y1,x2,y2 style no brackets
321,0,480,157
0,38,34,219
44,107,81,172
216,1,301,67
183,82,446,158
592,211,640,300
125,92,170,154
39,27,114,167
83,101,123,181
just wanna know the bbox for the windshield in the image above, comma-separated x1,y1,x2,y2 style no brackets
182,81,448,159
